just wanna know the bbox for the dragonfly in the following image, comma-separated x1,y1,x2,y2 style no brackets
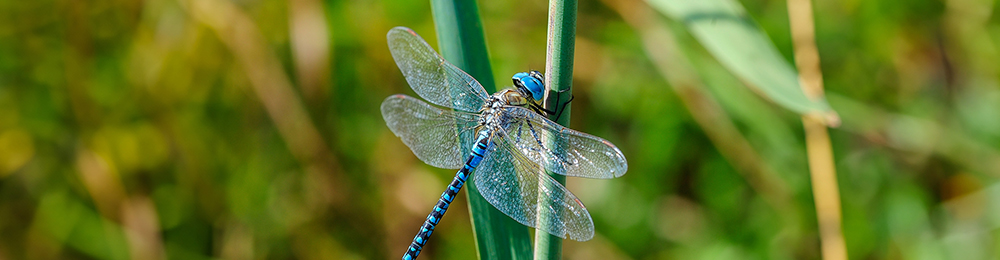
381,26,627,260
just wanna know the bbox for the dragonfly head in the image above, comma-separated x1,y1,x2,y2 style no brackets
512,70,545,101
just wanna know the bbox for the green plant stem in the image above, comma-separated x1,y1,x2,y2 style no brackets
431,0,533,259
536,0,576,259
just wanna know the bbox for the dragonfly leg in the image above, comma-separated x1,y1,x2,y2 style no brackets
553,93,574,122
532,88,575,122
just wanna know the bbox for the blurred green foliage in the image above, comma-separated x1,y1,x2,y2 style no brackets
1,0,1000,259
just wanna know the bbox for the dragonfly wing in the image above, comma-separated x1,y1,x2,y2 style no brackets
381,94,480,169
498,107,627,179
387,27,490,112
474,129,594,241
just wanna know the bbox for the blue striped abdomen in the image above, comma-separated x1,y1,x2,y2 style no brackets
402,131,490,260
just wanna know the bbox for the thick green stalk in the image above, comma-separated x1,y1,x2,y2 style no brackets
535,0,576,259
430,0,533,259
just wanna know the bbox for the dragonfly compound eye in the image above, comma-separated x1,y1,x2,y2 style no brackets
512,71,545,101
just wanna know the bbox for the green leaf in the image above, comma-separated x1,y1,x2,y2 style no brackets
646,0,834,115
431,0,534,259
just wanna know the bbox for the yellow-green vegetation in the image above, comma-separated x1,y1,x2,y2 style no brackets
1,0,999,259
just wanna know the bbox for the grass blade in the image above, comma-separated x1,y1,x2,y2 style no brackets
646,0,839,123
430,0,534,259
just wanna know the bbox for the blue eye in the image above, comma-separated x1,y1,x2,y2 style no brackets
512,71,545,101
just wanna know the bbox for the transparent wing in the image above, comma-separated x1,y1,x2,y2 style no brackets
498,106,628,179
381,94,481,169
387,27,490,112
474,129,594,241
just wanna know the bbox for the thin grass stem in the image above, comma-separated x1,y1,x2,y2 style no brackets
786,0,847,259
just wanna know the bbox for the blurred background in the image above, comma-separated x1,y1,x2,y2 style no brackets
2,0,1000,259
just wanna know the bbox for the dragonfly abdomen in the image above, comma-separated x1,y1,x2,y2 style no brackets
403,132,490,260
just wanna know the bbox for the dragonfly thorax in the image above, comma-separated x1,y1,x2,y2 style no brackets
497,89,531,107
478,89,527,129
